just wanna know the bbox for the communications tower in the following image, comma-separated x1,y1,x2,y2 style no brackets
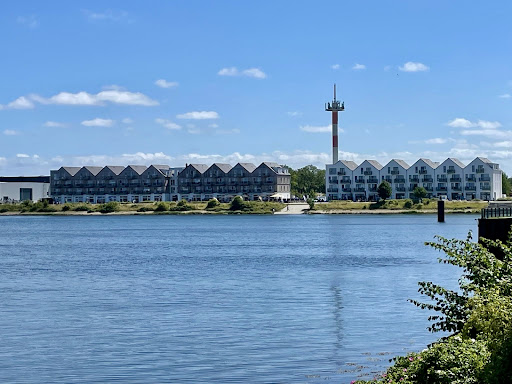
325,84,344,164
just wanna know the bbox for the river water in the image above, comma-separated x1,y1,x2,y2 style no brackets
0,214,477,383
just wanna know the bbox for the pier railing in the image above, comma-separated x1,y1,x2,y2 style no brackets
481,207,512,219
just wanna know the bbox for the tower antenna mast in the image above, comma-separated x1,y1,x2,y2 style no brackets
325,84,345,163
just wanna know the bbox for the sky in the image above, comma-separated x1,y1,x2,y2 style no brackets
1,1,511,175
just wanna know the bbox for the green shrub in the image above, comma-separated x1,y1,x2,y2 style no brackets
404,199,413,209
206,199,220,209
137,206,154,212
99,201,120,213
0,208,8,213
307,197,315,210
230,196,246,211
73,204,89,211
62,205,71,211
154,202,168,212
170,200,193,211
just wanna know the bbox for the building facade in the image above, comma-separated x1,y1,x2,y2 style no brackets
178,162,291,202
50,162,290,203
0,176,50,202
326,157,503,201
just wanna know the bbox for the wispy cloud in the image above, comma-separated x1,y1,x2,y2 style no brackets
287,111,302,117
425,138,447,144
461,129,512,139
17,15,39,29
176,111,219,120
3,129,20,136
83,9,130,23
81,118,114,127
16,153,30,158
25,89,158,107
121,118,133,124
331,64,340,70
300,125,332,133
352,63,366,70
218,67,267,79
499,93,511,99
155,118,181,130
399,61,429,72
0,96,35,110
43,121,66,128
216,128,240,135
447,118,501,129
155,79,178,88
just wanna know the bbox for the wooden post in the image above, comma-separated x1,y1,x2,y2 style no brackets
438,200,445,222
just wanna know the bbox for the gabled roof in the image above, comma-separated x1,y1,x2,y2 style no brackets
477,157,492,164
393,159,410,169
61,166,81,176
189,164,209,174
153,164,170,172
237,163,257,173
83,166,103,176
104,166,125,175
418,158,439,169
361,160,383,170
441,158,466,168
126,165,148,175
338,160,358,170
212,163,233,173
262,162,280,168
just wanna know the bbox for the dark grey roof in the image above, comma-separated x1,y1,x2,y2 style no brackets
190,164,209,174
127,165,148,175
339,160,358,170
83,166,103,176
477,157,492,164
392,159,410,169
418,158,439,169
153,164,170,171
62,166,81,176
446,158,466,168
212,163,233,173
0,176,50,183
104,166,125,175
238,163,257,172
262,162,280,168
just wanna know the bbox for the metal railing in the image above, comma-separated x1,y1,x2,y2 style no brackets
481,207,512,219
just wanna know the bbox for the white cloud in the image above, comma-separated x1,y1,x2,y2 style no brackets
287,111,302,117
300,125,332,133
218,67,266,79
331,64,340,70
43,121,66,128
209,123,219,128
17,15,39,29
447,118,501,129
0,96,35,110
425,138,447,144
27,89,158,107
499,93,511,99
121,118,133,124
3,129,19,136
399,61,429,72
81,118,114,127
16,154,30,158
352,63,366,70
155,79,178,88
155,118,181,130
461,129,512,139
176,111,219,120
83,9,130,22
187,128,201,134
491,141,512,148
216,128,240,135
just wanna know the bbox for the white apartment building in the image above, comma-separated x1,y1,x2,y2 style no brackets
326,157,503,201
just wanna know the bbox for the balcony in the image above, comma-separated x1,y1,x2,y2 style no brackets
327,188,339,193
363,171,373,175
354,178,365,184
341,178,351,184
329,179,339,184
390,170,400,175
466,176,476,182
394,178,406,184
409,177,419,183
452,186,462,191
368,186,377,192
354,187,365,192
476,168,485,174
436,187,448,191
421,177,433,183
481,186,491,191
437,177,448,183
342,188,352,192
396,186,406,192
337,171,346,176
425,187,433,192
367,178,378,184
450,177,461,182
419,169,428,174
479,176,490,182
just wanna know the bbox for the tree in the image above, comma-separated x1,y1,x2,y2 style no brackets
377,181,392,201
413,186,428,201
230,196,246,211
502,172,511,196
282,164,325,198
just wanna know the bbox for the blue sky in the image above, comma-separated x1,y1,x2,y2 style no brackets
1,1,511,175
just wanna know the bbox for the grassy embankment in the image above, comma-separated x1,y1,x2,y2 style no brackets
0,200,285,215
312,199,488,213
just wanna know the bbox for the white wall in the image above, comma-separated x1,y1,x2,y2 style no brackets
0,182,50,202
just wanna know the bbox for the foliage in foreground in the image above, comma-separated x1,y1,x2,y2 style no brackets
354,233,512,384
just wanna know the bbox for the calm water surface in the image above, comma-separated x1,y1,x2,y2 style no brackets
0,214,478,383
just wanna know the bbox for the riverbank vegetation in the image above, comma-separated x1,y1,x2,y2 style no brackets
313,199,488,213
0,199,285,215
354,234,512,384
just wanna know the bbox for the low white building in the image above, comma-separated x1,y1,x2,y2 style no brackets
0,177,50,202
